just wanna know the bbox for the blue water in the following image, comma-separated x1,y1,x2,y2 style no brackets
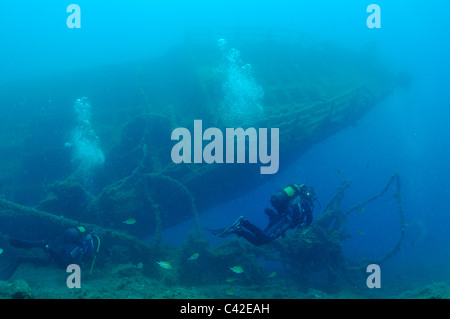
1,1,449,296
158,1,450,293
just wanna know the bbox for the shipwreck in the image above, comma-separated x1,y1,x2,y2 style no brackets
0,29,404,265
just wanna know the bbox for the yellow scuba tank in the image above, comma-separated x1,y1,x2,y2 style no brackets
282,184,302,197
270,184,302,210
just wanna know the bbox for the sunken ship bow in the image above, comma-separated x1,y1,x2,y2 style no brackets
0,29,400,240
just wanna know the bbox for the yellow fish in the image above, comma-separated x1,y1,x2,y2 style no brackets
188,253,199,261
303,238,313,244
156,261,172,270
356,230,365,235
224,287,234,296
123,218,136,225
301,228,310,235
267,271,277,278
226,277,237,283
230,266,244,274
357,208,366,215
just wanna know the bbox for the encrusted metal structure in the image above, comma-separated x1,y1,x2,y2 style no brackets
0,29,398,240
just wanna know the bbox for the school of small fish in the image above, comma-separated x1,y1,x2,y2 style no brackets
87,214,320,286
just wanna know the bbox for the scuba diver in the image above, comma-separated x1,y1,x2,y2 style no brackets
208,184,316,246
0,226,100,281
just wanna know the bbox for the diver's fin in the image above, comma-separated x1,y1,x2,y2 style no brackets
205,216,246,237
204,227,227,237
0,259,21,281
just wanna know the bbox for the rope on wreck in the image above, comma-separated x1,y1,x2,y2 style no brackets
144,173,202,238
345,173,406,266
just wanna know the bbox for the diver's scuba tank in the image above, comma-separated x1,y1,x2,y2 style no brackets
270,184,302,210
270,184,317,211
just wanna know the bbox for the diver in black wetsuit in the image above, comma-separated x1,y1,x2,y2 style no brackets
0,226,100,280
208,184,316,246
